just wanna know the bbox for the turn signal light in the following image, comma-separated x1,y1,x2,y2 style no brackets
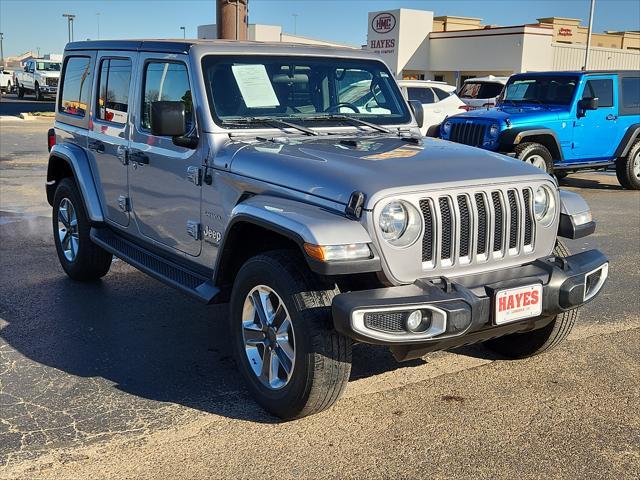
304,243,371,262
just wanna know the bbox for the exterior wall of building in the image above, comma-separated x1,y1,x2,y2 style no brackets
552,42,640,70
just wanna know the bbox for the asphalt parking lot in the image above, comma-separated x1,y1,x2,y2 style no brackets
1,117,639,479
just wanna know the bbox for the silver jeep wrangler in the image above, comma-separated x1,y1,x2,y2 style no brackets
47,40,608,419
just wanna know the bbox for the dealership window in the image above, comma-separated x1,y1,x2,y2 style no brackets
434,75,444,82
582,79,613,107
96,58,132,124
59,56,92,117
141,61,193,131
407,87,435,104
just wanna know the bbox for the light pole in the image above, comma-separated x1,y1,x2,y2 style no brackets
0,33,4,67
584,0,596,70
292,13,298,35
62,13,76,43
96,13,101,40
180,26,186,39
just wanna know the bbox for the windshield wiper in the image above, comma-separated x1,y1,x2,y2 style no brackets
222,117,319,136
302,114,391,134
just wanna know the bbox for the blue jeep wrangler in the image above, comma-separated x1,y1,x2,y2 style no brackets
440,71,640,189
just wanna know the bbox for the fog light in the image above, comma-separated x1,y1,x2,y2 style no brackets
405,310,423,332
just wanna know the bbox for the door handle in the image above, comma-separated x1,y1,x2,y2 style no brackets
88,139,105,153
129,151,149,164
606,114,618,121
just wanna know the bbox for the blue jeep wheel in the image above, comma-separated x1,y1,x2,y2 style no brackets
515,142,553,173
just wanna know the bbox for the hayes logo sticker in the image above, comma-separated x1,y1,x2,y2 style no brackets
372,13,396,34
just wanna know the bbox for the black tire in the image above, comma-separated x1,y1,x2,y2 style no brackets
615,140,640,190
17,84,24,98
483,240,578,359
35,83,43,101
515,142,554,174
52,178,112,281
554,171,568,181
230,250,352,420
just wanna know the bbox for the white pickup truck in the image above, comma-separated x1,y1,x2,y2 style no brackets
15,58,61,100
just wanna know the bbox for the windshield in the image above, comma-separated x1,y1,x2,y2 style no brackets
36,62,61,72
503,76,579,105
201,55,411,127
458,82,504,99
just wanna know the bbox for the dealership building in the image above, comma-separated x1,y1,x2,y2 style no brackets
199,8,640,86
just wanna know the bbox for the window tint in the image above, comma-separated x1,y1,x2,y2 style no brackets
432,87,452,101
621,77,640,110
407,87,435,104
142,62,193,131
582,79,613,107
59,56,92,117
97,58,132,124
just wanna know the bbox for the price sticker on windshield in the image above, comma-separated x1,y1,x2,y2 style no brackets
231,64,280,108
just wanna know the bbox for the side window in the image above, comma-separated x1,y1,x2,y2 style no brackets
59,56,92,117
621,77,640,110
96,58,132,124
432,87,452,101
407,87,435,104
141,61,193,131
582,79,613,107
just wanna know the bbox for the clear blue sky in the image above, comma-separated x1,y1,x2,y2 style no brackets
1,0,639,57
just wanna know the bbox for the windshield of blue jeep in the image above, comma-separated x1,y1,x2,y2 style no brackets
202,55,411,127
503,76,579,105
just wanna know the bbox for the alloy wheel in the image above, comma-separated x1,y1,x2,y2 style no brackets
633,151,640,180
57,197,79,261
241,285,295,390
526,154,548,172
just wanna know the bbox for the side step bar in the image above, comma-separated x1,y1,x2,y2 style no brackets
90,227,219,304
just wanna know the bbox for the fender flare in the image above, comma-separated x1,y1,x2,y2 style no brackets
614,123,640,158
47,143,104,223
213,195,381,283
498,127,564,160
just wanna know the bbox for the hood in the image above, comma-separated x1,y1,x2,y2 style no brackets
227,135,551,208
38,71,60,78
449,104,567,125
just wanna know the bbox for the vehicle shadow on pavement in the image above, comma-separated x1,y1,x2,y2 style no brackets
0,217,429,424
559,174,624,191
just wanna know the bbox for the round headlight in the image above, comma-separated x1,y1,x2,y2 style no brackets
442,121,452,135
534,186,556,225
379,201,422,247
489,123,500,137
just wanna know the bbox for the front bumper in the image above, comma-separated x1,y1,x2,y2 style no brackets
332,249,608,359
40,85,57,94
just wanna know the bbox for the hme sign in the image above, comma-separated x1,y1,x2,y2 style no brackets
372,12,396,34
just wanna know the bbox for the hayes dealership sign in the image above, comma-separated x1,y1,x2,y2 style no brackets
372,12,396,34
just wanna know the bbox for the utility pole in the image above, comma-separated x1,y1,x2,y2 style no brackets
63,13,76,43
180,26,186,39
0,33,4,67
584,0,596,70
96,13,101,40
292,13,298,35
216,0,248,40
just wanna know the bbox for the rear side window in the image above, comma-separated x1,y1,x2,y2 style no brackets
432,87,452,101
96,58,132,124
582,79,613,107
407,87,435,104
621,77,640,111
459,82,503,99
59,56,92,117
141,61,193,131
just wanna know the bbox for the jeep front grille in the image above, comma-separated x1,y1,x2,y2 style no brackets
449,122,486,147
418,187,535,267
45,77,58,87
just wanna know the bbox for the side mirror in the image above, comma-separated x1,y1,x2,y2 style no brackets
408,100,424,129
578,97,599,112
150,101,187,137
